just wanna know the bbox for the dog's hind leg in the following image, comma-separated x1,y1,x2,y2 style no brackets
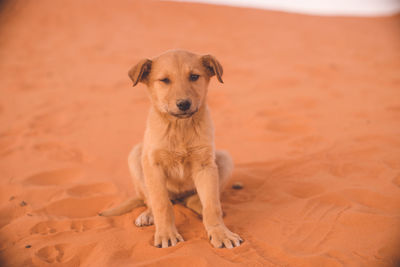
183,194,203,216
128,143,147,200
129,143,155,226
215,150,234,192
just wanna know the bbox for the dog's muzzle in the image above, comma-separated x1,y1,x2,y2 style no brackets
170,108,198,119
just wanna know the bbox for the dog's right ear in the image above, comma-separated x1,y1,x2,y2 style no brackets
128,59,152,86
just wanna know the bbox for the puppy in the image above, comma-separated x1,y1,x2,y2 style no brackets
100,50,242,249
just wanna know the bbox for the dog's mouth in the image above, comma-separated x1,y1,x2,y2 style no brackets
169,108,198,119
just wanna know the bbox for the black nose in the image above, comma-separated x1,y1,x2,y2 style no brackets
176,99,191,111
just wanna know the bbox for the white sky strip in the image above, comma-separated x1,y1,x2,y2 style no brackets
170,0,400,16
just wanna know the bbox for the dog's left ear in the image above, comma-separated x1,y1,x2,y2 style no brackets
128,59,152,86
201,55,223,83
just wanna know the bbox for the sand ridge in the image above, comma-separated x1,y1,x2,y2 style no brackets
0,0,400,266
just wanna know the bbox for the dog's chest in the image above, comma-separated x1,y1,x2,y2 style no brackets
157,149,192,180
153,146,212,193
155,149,195,194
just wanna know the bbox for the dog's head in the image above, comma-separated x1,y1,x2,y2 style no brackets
128,50,223,119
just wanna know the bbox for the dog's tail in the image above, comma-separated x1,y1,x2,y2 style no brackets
98,198,145,217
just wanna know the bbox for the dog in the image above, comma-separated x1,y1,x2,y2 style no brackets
100,50,242,249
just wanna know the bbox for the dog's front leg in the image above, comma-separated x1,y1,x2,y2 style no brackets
193,164,243,248
142,157,184,248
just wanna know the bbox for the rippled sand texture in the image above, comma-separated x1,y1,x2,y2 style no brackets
0,1,399,266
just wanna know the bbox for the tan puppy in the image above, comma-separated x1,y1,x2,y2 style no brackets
100,50,242,249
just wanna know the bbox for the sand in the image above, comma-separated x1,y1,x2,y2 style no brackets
0,0,400,266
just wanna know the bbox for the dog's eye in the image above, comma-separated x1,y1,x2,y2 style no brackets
160,78,170,84
189,74,199,82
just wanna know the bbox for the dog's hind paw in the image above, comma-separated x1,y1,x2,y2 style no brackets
135,209,154,227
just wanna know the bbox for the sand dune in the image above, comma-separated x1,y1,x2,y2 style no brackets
0,0,399,266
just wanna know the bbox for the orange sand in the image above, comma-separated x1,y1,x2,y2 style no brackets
1,0,400,266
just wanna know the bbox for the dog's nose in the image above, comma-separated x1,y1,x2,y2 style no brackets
176,99,191,111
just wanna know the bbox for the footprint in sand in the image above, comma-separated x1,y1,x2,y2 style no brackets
0,127,24,157
37,195,117,218
33,142,86,163
36,244,69,264
392,174,400,188
30,221,62,235
69,219,109,232
31,219,110,235
34,243,95,265
67,182,117,197
23,168,82,186
0,200,29,228
27,106,81,136
26,169,119,218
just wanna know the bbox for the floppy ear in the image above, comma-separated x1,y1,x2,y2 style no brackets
128,59,152,86
201,55,223,83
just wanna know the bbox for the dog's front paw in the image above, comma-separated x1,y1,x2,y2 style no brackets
207,225,243,249
154,227,184,248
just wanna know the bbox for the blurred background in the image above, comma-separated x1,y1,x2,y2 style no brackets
176,0,400,16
